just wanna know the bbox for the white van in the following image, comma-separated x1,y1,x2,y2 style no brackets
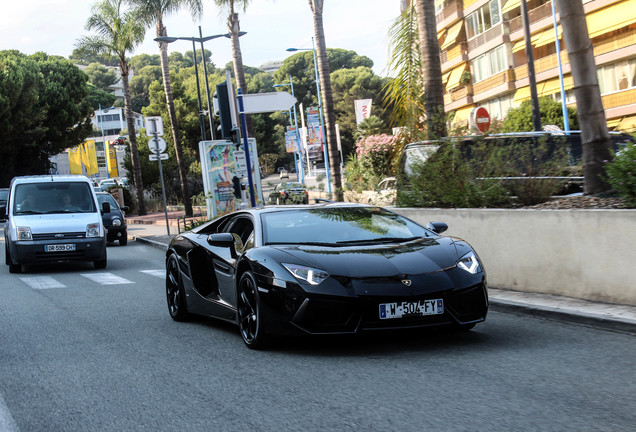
4,175,110,273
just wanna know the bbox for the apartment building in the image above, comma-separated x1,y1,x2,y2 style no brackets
429,0,636,131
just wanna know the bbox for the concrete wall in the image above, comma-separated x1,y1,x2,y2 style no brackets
395,208,636,306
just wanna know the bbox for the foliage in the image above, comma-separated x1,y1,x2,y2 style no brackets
84,62,118,91
605,141,636,207
84,83,118,111
345,134,400,191
501,97,579,132
356,116,387,141
0,50,93,186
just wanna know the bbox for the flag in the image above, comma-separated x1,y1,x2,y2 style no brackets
68,147,83,174
83,140,99,176
354,99,373,125
107,142,118,177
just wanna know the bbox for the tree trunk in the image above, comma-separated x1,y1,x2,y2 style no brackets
120,59,146,216
156,18,193,216
227,11,253,137
414,0,446,139
557,0,612,194
309,0,343,201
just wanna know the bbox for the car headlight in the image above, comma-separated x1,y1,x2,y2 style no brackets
86,223,101,238
17,226,32,241
282,263,330,285
112,217,121,227
457,251,481,274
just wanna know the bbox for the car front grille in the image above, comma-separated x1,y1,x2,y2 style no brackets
32,232,86,241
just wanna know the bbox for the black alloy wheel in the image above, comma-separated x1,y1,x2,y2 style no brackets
237,271,269,349
166,254,189,321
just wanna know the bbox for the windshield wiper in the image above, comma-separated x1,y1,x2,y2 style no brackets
336,236,420,245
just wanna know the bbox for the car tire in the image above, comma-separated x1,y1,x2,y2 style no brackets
166,254,189,322
237,271,269,349
119,232,128,246
94,255,107,269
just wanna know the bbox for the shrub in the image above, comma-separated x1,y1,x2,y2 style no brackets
605,141,636,207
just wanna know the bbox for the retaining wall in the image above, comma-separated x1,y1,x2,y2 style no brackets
395,208,636,306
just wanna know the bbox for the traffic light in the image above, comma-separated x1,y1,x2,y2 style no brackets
232,176,241,198
215,82,233,140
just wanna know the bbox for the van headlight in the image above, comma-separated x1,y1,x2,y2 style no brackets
112,217,122,227
17,226,32,241
86,223,101,238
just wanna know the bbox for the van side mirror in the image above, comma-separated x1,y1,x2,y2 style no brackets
426,221,448,234
102,201,111,214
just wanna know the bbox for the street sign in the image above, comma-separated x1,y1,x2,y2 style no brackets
241,91,297,114
233,149,248,177
146,116,164,136
149,136,167,154
149,153,169,161
471,107,491,133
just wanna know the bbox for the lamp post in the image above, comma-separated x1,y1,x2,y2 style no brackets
286,37,332,197
274,76,305,184
98,104,117,179
154,31,245,141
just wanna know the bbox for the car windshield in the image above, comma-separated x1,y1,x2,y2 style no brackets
279,182,304,189
13,182,96,215
96,193,119,209
262,207,431,245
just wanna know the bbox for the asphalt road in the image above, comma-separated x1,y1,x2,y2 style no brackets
0,238,634,431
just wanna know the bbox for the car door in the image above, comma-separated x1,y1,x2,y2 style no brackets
215,216,254,307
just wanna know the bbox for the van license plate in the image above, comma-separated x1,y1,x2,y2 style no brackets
45,244,76,252
379,299,443,319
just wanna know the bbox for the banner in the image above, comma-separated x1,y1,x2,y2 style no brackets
306,107,323,160
68,147,83,174
285,126,300,153
354,99,373,124
82,140,99,176
107,143,119,178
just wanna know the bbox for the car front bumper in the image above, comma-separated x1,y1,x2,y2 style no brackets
8,237,107,265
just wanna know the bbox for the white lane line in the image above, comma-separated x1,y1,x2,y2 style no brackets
80,273,134,285
140,270,164,278
0,392,19,432
19,276,66,290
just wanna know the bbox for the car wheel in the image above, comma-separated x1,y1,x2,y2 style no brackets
6,245,21,273
119,232,128,246
237,271,269,349
166,254,189,321
94,254,107,269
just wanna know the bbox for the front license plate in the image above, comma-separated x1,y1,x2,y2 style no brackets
379,299,443,319
45,244,76,252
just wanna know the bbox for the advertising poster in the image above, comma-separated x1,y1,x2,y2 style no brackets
306,107,323,160
199,139,263,219
285,126,299,153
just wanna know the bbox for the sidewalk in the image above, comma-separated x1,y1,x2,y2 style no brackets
129,213,636,335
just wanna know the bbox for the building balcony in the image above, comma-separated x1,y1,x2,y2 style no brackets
436,0,463,27
467,25,506,53
509,1,554,34
441,42,469,69
444,83,474,107
593,28,636,57
602,88,636,111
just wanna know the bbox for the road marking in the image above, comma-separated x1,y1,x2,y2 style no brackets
80,273,134,285
19,276,66,289
140,270,164,278
0,392,18,432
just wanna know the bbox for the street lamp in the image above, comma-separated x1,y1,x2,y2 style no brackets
154,30,246,141
286,37,332,197
274,76,305,184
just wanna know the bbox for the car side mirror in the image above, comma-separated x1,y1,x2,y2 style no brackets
121,206,129,212
102,201,111,214
207,232,238,258
426,221,448,234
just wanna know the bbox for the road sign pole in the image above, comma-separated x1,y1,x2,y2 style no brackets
148,117,170,236
236,88,256,207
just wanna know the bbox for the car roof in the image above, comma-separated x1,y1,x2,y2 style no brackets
10,175,92,186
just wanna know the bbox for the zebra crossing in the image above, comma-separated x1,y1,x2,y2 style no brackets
18,269,165,290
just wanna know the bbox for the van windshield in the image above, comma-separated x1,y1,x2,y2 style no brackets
13,182,96,215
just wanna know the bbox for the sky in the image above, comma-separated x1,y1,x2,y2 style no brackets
0,0,402,76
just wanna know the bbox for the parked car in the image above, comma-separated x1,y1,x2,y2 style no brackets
279,169,289,179
0,188,8,221
98,178,117,192
268,182,309,205
164,203,488,349
95,192,128,246
366,177,397,206
4,175,109,273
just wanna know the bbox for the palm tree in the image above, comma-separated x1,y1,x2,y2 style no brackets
308,0,343,201
78,0,147,215
557,0,612,194
414,0,446,139
129,0,203,217
213,0,253,137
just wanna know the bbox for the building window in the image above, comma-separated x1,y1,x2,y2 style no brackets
471,45,508,83
597,59,636,94
481,93,514,120
465,0,502,39
98,113,121,123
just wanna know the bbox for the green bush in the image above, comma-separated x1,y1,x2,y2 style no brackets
605,141,636,207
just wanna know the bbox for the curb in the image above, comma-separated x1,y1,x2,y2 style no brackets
489,299,636,335
133,236,169,250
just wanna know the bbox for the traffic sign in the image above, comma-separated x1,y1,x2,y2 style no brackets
149,153,169,161
233,149,248,177
241,92,297,114
149,137,167,154
471,107,491,133
146,116,164,136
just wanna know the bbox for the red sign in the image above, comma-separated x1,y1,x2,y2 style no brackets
474,107,491,133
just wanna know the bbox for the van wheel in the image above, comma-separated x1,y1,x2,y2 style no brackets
9,263,22,274
94,257,107,269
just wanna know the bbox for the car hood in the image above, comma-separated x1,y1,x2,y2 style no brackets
11,213,102,234
272,236,463,278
